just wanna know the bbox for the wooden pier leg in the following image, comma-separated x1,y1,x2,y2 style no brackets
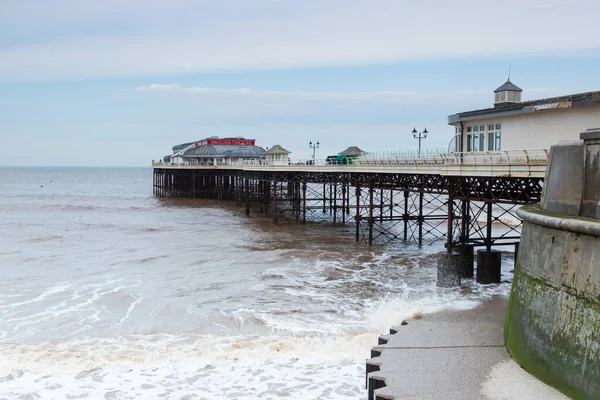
418,191,424,247
302,180,307,225
355,186,361,242
369,185,374,246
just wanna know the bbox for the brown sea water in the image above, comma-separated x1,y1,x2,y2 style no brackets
0,167,513,399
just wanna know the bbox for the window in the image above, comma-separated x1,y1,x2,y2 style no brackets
479,133,485,151
473,134,480,152
487,123,502,150
467,134,472,152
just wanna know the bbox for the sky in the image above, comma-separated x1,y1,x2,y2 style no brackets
1,0,599,166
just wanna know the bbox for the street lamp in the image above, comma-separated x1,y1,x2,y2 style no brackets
412,127,428,157
309,141,320,164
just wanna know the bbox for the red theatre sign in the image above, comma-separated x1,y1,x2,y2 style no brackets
196,139,256,146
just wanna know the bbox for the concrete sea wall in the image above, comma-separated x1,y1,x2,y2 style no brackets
505,129,600,399
505,207,600,398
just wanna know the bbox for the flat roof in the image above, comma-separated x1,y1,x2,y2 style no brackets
448,90,600,124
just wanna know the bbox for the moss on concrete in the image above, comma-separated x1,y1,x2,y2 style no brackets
505,260,600,399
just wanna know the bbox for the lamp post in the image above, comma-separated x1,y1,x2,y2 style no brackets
412,127,428,157
309,141,320,164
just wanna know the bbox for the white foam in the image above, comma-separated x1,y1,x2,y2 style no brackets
0,333,371,399
481,360,570,400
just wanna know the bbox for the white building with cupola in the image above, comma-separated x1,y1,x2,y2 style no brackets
448,80,600,152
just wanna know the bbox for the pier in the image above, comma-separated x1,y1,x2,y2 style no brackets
152,149,547,282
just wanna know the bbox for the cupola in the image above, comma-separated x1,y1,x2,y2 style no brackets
494,79,523,106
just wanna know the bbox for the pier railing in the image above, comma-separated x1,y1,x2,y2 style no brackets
155,149,548,167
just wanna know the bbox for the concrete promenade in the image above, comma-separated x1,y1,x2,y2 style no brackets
366,298,569,400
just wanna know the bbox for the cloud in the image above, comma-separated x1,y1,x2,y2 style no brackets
135,83,563,118
1,0,599,81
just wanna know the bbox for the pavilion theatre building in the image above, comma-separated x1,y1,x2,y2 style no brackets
168,137,265,165
448,81,600,152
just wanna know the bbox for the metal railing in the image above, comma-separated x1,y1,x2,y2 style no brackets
152,149,549,169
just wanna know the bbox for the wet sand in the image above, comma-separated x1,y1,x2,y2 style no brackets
367,297,570,399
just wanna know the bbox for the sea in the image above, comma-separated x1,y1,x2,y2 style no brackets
0,167,514,400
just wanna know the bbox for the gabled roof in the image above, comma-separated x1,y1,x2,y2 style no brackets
339,146,366,156
494,80,523,93
265,145,291,154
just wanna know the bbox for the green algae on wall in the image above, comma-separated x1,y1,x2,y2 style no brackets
505,217,600,399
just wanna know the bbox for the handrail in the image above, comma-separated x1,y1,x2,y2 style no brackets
152,148,550,169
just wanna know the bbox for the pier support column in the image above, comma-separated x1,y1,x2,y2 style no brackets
403,190,409,241
245,178,250,216
368,185,374,246
437,252,462,287
418,191,424,247
333,183,337,223
342,184,347,224
273,180,278,224
458,245,475,279
476,249,501,284
302,180,307,225
323,182,327,213
355,186,361,242
192,172,196,198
